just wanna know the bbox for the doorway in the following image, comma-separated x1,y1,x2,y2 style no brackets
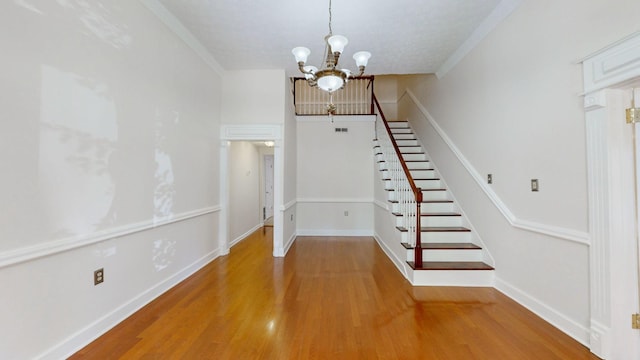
219,124,284,257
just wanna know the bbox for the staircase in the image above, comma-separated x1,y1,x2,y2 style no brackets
375,121,495,286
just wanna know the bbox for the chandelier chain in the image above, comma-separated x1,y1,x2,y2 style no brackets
328,0,332,35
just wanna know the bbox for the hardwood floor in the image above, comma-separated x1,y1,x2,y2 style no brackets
71,228,599,359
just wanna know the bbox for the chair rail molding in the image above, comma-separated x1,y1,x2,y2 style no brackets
581,31,640,359
401,90,590,246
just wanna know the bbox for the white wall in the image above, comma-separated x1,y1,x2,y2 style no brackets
228,142,261,245
222,69,286,124
296,117,375,235
0,1,222,358
393,0,640,347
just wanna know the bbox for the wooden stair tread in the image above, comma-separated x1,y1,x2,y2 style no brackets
402,242,481,250
386,188,445,192
407,261,494,271
396,226,471,232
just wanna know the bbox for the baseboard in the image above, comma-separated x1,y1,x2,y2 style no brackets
373,233,409,280
296,229,374,237
229,223,263,248
282,231,297,256
43,248,221,360
495,277,590,347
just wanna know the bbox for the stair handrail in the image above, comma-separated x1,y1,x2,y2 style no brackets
373,94,423,267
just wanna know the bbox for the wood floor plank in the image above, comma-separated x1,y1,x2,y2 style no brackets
70,229,599,359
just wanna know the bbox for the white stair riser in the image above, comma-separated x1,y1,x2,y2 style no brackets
399,146,423,154
393,202,456,213
421,191,449,201
410,169,437,178
402,153,428,161
392,134,415,140
395,139,419,146
395,216,463,227
410,269,495,287
402,231,471,243
389,191,449,201
390,128,413,134
386,179,442,190
406,249,484,262
388,122,410,129
405,162,432,170
414,179,441,188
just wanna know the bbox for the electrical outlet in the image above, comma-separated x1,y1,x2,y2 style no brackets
344,210,349,216
290,214,293,221
531,179,539,192
487,174,493,184
94,268,104,285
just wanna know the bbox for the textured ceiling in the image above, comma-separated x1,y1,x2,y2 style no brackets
156,0,503,76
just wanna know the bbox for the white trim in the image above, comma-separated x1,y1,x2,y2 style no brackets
373,233,408,279
42,248,220,360
402,90,590,246
296,229,374,237
495,277,591,347
281,231,297,256
138,0,224,75
436,0,523,78
0,206,221,269
581,31,640,94
229,223,263,248
297,198,374,204
373,199,389,211
295,115,376,123
280,199,297,211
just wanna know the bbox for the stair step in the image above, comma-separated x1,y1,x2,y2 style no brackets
389,199,454,204
402,153,428,161
392,134,416,140
390,127,413,132
387,121,410,128
392,212,460,217
395,139,419,146
407,261,494,271
396,226,471,232
402,242,480,250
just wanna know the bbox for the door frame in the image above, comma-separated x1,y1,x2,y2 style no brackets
219,124,284,257
581,32,640,358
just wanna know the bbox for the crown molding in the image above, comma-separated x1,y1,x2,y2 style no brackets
139,0,225,76
436,0,523,78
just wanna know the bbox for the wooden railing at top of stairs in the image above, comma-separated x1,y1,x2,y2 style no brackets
292,76,375,116
373,94,423,267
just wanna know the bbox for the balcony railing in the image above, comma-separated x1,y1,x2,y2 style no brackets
292,76,374,116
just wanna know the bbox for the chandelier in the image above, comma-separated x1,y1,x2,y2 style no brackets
291,0,371,95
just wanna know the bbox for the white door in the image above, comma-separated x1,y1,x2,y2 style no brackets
264,155,274,220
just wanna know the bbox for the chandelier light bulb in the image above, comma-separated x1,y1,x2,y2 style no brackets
327,35,348,54
292,47,311,63
353,51,371,67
